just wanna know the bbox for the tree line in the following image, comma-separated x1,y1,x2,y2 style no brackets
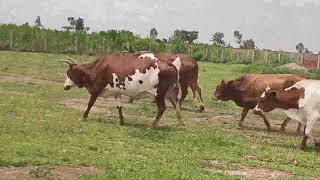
28,16,317,54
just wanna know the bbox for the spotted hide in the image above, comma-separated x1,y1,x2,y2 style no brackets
63,55,183,128
125,52,204,112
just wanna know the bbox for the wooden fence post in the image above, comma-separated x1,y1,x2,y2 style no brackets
10,31,13,49
43,32,47,52
205,47,208,58
251,50,255,62
266,51,268,63
75,36,78,53
302,53,304,64
102,39,105,55
317,54,320,70
278,51,281,63
221,49,224,62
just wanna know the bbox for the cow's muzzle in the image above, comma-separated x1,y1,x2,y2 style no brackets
64,85,71,90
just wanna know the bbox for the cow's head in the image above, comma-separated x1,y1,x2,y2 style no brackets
62,59,91,90
213,80,232,101
254,87,277,113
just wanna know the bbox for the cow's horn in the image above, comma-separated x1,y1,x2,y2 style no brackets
67,58,78,64
60,60,75,65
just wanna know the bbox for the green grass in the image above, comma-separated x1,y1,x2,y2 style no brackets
0,51,320,179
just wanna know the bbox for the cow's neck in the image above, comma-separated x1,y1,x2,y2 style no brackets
275,91,302,110
81,64,98,93
227,81,247,107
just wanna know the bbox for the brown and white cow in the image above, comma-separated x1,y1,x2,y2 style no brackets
132,52,204,112
254,80,320,150
62,55,183,128
213,74,305,131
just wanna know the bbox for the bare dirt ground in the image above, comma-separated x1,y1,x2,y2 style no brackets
58,97,139,113
205,160,293,179
0,74,60,85
0,166,104,180
273,63,309,72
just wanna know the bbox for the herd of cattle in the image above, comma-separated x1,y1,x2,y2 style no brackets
62,52,320,150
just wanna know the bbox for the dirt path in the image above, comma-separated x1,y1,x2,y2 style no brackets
0,74,61,85
0,166,104,180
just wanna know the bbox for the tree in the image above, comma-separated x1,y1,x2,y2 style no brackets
75,17,85,32
150,27,158,39
242,39,255,49
34,16,43,28
233,30,242,46
62,17,89,33
296,42,305,53
211,32,225,46
169,29,198,44
304,48,312,54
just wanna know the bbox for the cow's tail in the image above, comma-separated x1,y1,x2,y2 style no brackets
172,57,182,99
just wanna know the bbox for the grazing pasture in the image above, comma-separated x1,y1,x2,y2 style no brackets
1,51,320,179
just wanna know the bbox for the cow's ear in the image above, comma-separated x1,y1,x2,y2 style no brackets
221,80,225,84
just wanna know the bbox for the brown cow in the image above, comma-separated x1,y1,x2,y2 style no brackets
213,74,305,131
62,55,183,128
134,52,204,112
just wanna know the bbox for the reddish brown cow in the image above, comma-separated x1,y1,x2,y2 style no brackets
133,52,204,112
213,74,305,131
62,55,183,128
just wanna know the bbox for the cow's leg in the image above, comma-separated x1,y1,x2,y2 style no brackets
257,112,272,131
280,117,291,132
239,108,249,127
83,94,98,121
128,97,134,104
153,95,166,128
166,88,177,108
301,116,317,150
115,96,125,125
297,122,304,133
175,87,184,126
190,82,204,112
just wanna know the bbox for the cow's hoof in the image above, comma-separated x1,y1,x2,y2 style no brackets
299,146,306,151
279,128,285,132
81,117,88,121
197,106,205,113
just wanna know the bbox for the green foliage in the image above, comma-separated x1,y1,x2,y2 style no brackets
150,27,158,39
296,42,305,53
192,51,204,61
172,40,188,54
242,62,317,79
233,30,242,46
211,32,225,46
170,29,199,44
0,24,304,65
241,39,255,49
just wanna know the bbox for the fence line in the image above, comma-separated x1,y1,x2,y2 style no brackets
0,29,315,65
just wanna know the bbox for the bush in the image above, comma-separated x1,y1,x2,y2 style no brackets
192,52,204,61
172,40,188,54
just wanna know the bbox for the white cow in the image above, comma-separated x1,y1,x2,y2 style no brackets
254,80,320,150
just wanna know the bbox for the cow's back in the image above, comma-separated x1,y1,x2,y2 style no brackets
237,74,306,108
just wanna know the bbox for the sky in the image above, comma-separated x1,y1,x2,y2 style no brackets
0,0,319,52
